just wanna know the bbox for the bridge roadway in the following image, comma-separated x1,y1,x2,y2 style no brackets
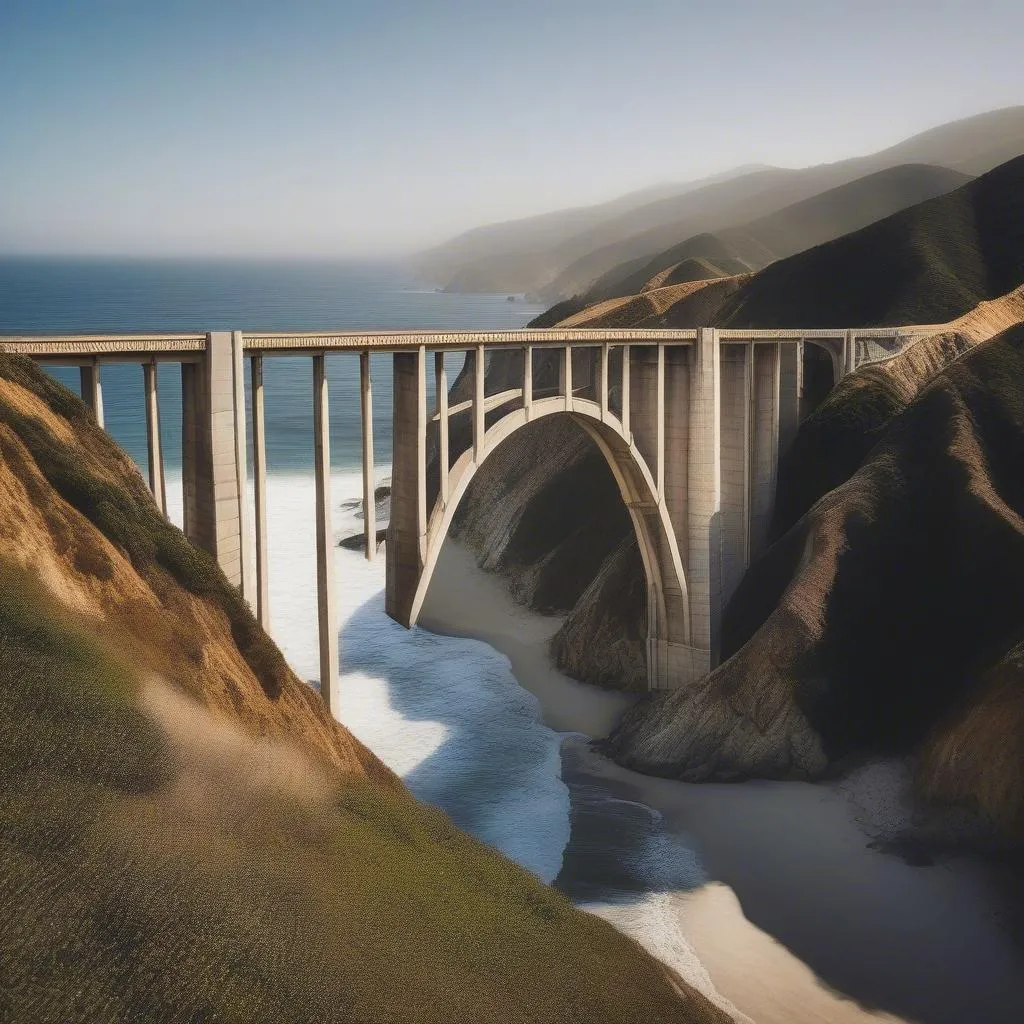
1,326,937,715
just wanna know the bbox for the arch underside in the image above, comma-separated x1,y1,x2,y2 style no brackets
407,396,692,688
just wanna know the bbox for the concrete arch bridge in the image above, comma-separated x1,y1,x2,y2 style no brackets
2,325,933,712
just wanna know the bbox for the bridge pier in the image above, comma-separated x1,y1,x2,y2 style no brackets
386,348,427,627
180,331,250,594
79,359,104,427
143,360,167,516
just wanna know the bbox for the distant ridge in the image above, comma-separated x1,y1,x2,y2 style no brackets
558,155,1024,330
588,164,971,302
418,106,1024,300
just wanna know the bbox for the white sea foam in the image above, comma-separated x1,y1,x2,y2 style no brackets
166,467,570,882
164,467,729,1008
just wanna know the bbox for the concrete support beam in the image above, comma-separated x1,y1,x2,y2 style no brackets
80,360,104,428
250,354,270,631
231,332,255,608
778,341,801,459
749,342,781,560
523,345,533,421
563,345,573,412
143,361,167,516
621,345,630,438
386,350,427,627
718,342,750,610
313,353,339,716
662,346,690,555
656,344,666,497
599,343,610,421
843,329,858,377
628,347,659,490
687,327,722,665
473,345,485,462
181,332,244,588
416,347,427,547
360,351,376,561
434,351,449,502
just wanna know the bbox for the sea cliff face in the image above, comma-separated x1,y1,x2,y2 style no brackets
0,353,732,1024
449,279,1024,840
609,318,1024,839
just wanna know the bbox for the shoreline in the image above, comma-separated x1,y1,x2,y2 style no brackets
419,539,1024,1024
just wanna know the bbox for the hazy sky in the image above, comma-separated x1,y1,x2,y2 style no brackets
2,0,1022,256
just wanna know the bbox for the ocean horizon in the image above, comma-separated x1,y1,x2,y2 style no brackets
0,255,545,474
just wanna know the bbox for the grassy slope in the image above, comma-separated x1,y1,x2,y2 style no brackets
0,355,729,1024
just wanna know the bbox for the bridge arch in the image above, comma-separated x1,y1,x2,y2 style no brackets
403,395,691,688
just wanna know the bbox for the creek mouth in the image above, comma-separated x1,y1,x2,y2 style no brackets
418,539,1024,1024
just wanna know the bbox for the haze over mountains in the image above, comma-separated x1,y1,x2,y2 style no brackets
447,128,1024,849
560,155,1024,330
415,106,1024,302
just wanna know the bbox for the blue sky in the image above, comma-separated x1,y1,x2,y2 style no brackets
2,0,1022,255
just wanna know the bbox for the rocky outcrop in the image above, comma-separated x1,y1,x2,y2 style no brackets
0,353,732,1024
608,324,1024,840
454,160,1024,705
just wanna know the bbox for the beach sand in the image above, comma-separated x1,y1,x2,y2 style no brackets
420,539,1024,1024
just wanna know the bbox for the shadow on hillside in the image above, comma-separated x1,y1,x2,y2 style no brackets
334,587,702,900
331,584,1024,1024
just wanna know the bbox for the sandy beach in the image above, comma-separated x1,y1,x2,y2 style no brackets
419,539,1024,1024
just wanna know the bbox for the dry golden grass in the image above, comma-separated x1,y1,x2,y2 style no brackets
0,353,732,1022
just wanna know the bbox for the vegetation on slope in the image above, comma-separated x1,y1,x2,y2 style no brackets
609,325,1024,840
576,164,969,307
0,355,731,1023
435,107,1024,301
706,155,1024,328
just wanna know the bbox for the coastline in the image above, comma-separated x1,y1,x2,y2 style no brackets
419,539,1024,1024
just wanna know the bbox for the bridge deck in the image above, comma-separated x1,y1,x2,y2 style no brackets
0,325,941,362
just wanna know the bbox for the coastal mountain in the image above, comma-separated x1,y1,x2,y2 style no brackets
557,154,1024,330
410,166,772,295
447,155,1024,844
0,354,732,1022
416,106,1024,299
608,293,1024,842
579,163,972,305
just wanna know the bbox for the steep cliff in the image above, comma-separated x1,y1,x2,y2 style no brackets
608,321,1024,840
0,353,732,1024
452,158,1024,698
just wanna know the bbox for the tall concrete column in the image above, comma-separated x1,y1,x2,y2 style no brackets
434,351,450,500
749,342,781,560
80,360,104,427
523,345,533,421
662,345,690,558
144,360,167,516
687,328,722,666
231,331,254,607
472,345,486,461
313,353,339,715
360,351,376,561
628,347,660,490
250,354,270,630
718,342,751,610
180,333,245,588
842,329,858,377
385,348,426,627
778,341,801,459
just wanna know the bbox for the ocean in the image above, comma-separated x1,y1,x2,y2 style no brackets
0,256,538,474
0,256,583,872
1,255,724,1008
